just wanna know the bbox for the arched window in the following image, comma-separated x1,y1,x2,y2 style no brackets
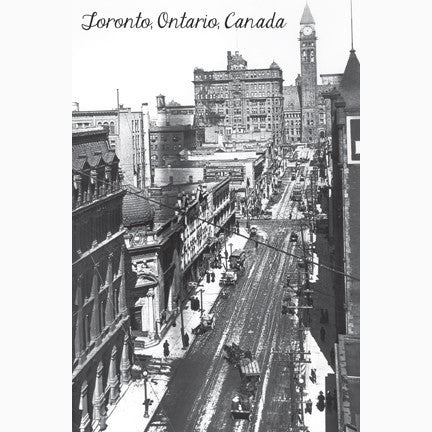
109,122,115,134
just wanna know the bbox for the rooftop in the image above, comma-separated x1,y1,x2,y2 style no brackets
339,50,360,113
72,128,118,171
150,181,221,222
300,3,315,25
122,186,155,228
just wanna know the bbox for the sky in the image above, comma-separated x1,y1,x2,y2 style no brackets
72,0,360,116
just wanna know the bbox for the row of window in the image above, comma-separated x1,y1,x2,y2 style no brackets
287,128,301,135
195,70,280,81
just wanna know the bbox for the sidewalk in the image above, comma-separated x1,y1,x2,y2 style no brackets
97,229,249,432
302,329,334,432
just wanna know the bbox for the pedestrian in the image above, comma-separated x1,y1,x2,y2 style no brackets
326,391,333,411
317,391,325,412
183,332,189,348
310,368,317,384
163,340,170,358
161,309,167,325
305,399,313,414
324,309,329,324
320,326,326,341
211,271,215,283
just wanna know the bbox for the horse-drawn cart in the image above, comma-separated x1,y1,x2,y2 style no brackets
231,394,253,420
191,313,215,336
230,357,261,420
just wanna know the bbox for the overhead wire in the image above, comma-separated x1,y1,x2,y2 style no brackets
73,168,359,282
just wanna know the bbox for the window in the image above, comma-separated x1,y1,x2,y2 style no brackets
100,300,105,330
84,315,91,346
189,175,193,183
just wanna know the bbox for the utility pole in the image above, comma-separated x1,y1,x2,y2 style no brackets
116,88,121,144
246,179,251,230
197,285,204,318
179,286,186,349
300,223,311,328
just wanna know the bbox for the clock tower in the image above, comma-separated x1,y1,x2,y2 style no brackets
299,3,318,144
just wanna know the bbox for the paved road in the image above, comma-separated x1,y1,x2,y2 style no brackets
147,163,317,432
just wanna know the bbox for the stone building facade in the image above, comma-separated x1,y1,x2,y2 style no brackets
72,127,132,432
122,187,183,348
193,51,284,146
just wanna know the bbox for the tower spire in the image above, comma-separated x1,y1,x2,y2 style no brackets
300,2,315,25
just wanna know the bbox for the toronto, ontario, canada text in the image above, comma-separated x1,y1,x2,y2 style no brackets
81,12,287,31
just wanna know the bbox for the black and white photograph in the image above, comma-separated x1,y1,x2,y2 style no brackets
70,1,360,431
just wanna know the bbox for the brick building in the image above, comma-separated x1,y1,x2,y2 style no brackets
72,104,151,189
193,51,284,146
72,127,132,432
283,86,302,145
322,48,360,432
150,178,236,291
149,94,198,179
149,125,197,170
155,94,195,127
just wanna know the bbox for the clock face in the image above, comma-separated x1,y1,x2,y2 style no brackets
303,26,313,36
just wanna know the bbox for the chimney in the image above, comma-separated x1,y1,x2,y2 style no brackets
156,94,166,110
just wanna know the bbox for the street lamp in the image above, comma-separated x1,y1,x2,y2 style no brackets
142,369,149,418
154,320,160,341
229,243,233,257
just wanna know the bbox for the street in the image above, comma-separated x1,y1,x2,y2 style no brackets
145,162,334,432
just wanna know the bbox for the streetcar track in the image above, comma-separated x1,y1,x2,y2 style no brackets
183,226,282,431
193,222,289,431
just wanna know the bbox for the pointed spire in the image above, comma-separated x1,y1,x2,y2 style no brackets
300,2,315,25
340,50,360,111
